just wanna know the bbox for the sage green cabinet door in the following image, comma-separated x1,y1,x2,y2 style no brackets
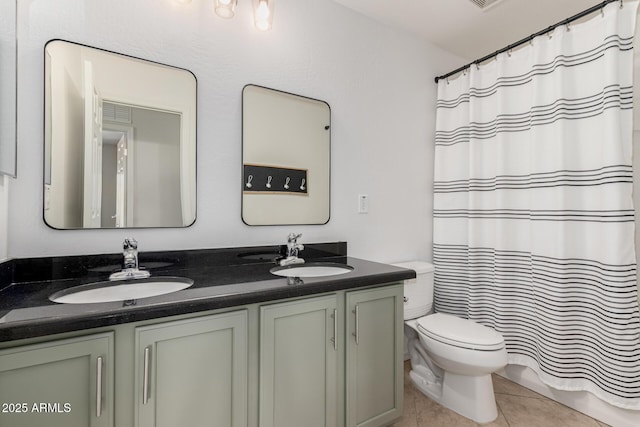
346,285,403,427
0,332,114,427
260,295,338,427
135,310,248,427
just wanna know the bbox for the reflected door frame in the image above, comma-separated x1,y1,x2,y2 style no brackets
83,60,103,228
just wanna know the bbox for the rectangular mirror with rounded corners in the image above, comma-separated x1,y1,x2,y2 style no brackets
0,0,17,177
242,85,330,225
44,40,197,229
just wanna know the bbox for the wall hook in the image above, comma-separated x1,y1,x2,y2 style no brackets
266,176,273,189
245,174,253,189
284,177,291,190
300,178,306,191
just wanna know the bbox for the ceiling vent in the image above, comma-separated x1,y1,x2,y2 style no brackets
468,0,505,10
103,102,132,124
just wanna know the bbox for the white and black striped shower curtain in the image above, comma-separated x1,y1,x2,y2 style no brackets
433,1,640,410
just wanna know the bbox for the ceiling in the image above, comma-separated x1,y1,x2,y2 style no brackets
332,0,605,61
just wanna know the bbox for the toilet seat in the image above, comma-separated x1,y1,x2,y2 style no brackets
417,313,504,351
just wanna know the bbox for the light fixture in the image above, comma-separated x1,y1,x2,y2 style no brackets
253,0,274,31
214,0,237,19
176,0,275,31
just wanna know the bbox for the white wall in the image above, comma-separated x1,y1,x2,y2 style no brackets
8,0,463,260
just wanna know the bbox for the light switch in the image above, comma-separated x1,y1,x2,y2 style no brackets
358,194,369,214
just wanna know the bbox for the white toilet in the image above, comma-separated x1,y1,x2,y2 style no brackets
394,261,508,424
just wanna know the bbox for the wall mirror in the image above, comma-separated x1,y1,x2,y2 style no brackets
0,0,17,177
44,40,196,229
242,85,330,225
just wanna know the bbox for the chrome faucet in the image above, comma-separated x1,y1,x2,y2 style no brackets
109,238,151,280
123,238,139,269
280,233,305,266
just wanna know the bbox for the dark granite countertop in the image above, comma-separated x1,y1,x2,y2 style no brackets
0,242,415,342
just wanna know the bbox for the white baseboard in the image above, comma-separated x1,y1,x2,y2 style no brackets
497,364,639,427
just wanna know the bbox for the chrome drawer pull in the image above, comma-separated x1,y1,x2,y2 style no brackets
353,305,360,345
143,346,150,405
96,356,103,418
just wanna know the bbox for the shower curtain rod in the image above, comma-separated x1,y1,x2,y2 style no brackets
434,0,622,83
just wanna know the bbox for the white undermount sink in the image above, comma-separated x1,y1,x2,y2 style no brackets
49,277,194,304
270,263,353,278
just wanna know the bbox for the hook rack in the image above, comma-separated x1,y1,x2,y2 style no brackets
243,164,308,195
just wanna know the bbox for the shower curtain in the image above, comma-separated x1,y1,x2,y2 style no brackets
433,1,640,410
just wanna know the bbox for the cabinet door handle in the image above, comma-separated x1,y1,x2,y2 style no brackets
96,356,103,418
352,305,360,345
331,309,338,351
143,346,151,405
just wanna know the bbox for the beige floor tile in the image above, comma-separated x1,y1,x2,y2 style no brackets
393,412,418,427
496,393,601,427
492,374,546,399
414,394,478,427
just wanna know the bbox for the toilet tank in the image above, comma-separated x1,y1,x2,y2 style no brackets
392,261,434,320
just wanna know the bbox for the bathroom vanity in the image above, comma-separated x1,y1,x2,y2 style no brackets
0,243,415,427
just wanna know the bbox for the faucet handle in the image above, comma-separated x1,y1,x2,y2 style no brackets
287,233,302,243
123,237,138,250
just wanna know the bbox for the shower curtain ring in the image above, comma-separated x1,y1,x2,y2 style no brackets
620,0,624,9
565,22,571,32
446,77,450,85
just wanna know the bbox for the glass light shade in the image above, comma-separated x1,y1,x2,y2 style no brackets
215,0,237,19
253,0,274,31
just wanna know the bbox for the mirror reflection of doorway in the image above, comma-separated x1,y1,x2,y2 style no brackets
100,101,183,228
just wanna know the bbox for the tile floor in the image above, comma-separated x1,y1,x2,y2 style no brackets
394,361,610,427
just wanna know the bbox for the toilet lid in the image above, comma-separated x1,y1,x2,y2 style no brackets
416,313,505,351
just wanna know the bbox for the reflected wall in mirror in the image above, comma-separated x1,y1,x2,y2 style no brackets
44,40,197,229
0,0,17,176
242,85,330,225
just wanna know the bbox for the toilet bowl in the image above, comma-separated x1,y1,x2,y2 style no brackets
394,262,508,424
